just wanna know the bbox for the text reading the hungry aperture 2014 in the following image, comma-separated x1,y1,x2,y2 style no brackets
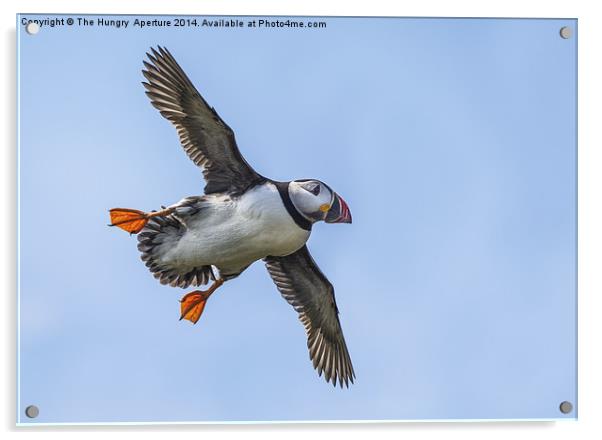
20,17,328,30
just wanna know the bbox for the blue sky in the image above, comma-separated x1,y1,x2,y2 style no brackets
17,15,576,424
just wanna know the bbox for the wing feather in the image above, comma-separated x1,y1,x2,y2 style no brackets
142,46,265,195
264,246,355,387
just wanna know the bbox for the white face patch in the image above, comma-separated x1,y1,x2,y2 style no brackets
288,180,334,222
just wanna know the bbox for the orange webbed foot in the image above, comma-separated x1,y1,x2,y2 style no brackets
109,208,149,234
179,279,224,324
180,291,210,324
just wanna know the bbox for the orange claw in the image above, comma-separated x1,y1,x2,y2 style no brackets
109,208,148,234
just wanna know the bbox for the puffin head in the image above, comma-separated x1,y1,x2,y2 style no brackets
288,179,352,224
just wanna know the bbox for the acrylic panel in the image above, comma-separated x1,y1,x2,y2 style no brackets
17,15,577,425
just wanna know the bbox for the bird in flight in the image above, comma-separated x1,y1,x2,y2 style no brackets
110,46,355,387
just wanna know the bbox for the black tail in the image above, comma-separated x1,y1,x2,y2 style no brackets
137,215,214,288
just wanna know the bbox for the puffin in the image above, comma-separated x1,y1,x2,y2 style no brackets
109,46,355,387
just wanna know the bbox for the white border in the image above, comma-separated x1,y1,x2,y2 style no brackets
15,12,21,426
3,1,601,439
14,417,578,427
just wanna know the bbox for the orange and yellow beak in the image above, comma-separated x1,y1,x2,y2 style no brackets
325,193,352,224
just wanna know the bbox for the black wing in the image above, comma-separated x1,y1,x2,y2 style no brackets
264,246,355,387
142,46,265,195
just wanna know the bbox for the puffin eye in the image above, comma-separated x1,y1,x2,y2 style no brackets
301,182,321,196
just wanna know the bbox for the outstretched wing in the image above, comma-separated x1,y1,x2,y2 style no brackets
264,246,355,387
142,46,265,195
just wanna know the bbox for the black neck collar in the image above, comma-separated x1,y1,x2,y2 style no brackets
273,181,312,231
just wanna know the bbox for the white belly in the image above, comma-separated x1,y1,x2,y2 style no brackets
159,183,310,275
